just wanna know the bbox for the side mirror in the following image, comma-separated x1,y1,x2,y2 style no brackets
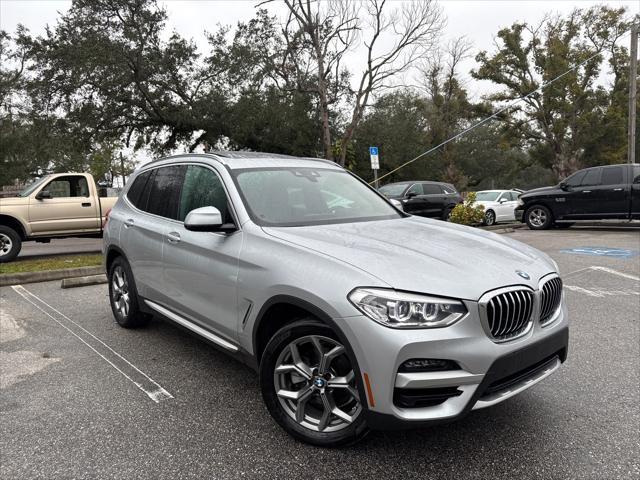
559,182,569,191
499,198,508,204
389,198,404,211
36,190,52,200
184,206,236,233
405,192,418,199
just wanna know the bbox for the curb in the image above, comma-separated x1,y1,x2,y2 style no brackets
0,266,105,287
480,223,525,232
61,274,108,289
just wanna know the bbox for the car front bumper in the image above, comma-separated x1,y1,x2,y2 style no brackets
337,300,569,430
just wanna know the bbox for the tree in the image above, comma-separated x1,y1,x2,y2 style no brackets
472,5,630,179
279,0,444,165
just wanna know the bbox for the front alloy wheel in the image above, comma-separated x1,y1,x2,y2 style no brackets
484,210,496,226
274,335,361,433
525,205,553,230
260,320,369,446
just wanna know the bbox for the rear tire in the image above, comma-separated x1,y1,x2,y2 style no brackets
108,256,151,328
525,205,553,230
0,226,22,263
260,319,369,447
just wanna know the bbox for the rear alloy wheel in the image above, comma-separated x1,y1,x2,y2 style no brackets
0,226,22,263
108,257,150,328
484,210,496,226
260,320,368,446
525,205,553,230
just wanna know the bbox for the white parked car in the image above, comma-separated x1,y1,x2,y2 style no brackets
474,190,521,226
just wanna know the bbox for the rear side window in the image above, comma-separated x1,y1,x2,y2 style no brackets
178,165,230,222
126,171,152,210
601,166,624,186
581,168,601,187
422,184,442,195
146,166,186,220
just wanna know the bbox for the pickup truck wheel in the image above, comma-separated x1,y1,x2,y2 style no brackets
260,320,369,447
484,210,496,226
108,257,150,328
0,226,21,263
525,205,553,230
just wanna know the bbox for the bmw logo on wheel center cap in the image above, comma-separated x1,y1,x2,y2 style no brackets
516,270,530,280
313,377,326,388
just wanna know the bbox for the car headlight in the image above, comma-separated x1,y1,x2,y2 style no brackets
348,288,467,329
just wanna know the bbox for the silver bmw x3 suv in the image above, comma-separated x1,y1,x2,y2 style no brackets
104,152,568,446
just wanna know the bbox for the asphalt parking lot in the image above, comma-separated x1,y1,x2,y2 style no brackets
1,227,638,480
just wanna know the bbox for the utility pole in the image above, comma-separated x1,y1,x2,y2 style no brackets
629,23,638,164
120,152,126,187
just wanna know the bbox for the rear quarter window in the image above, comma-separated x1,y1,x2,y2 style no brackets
126,171,153,210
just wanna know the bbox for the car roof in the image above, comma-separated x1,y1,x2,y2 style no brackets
382,180,446,186
148,152,341,171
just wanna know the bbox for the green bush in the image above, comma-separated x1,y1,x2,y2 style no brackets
449,192,485,225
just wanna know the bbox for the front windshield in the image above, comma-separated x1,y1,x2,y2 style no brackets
475,191,501,201
18,176,50,197
378,183,408,197
233,167,402,226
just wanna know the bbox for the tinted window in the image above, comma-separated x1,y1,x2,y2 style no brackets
126,171,152,210
44,176,89,198
147,166,186,220
601,166,624,186
422,184,442,195
442,184,457,194
178,165,230,222
581,168,601,187
406,184,423,195
565,171,586,187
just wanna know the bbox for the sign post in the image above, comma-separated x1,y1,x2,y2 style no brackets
369,146,380,188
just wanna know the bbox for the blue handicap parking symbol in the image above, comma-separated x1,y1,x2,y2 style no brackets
369,146,378,156
559,247,638,258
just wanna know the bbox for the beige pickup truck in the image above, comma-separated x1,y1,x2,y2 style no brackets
0,173,118,262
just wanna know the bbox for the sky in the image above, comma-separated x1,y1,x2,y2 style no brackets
2,0,638,100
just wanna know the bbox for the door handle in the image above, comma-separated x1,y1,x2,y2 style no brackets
613,188,623,191
82,202,92,207
124,218,135,228
582,190,592,193
167,231,181,244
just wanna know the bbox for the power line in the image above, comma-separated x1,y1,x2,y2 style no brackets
371,27,636,185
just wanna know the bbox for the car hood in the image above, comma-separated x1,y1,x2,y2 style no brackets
263,216,556,301
522,185,559,196
0,196,28,207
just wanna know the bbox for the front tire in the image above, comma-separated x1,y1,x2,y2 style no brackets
260,320,369,447
525,205,553,230
108,256,150,328
483,210,496,226
0,226,22,263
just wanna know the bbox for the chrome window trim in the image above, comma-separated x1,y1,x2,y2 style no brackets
478,285,536,344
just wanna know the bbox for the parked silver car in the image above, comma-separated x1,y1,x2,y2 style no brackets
103,152,568,446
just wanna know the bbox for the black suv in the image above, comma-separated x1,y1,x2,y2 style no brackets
379,181,463,220
516,163,640,229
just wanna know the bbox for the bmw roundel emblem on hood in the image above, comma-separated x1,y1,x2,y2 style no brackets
516,270,531,280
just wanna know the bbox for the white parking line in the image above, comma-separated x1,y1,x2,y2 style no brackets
564,266,640,281
11,285,173,403
564,285,640,297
